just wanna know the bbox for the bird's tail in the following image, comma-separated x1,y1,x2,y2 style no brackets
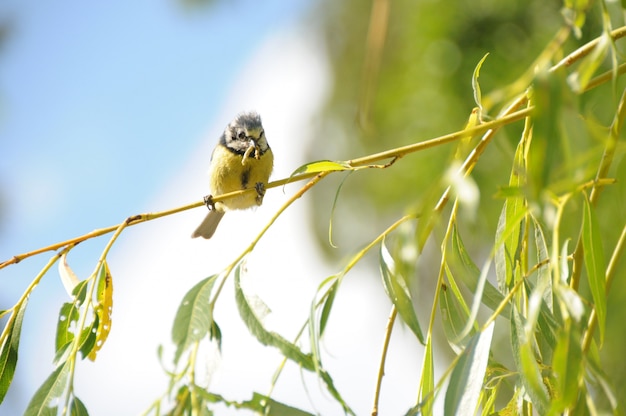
191,210,225,239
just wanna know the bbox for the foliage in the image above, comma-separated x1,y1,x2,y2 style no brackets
2,0,626,415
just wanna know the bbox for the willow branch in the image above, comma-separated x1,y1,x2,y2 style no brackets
0,108,532,270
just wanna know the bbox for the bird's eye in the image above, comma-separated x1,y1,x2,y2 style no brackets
237,131,246,140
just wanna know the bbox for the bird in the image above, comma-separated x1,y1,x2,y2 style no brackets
192,112,274,239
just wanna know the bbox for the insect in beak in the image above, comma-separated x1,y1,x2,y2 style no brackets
241,139,260,165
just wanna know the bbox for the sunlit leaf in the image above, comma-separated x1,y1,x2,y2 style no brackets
328,173,352,248
581,194,607,345
234,261,353,415
550,325,583,413
89,261,113,361
379,240,424,344
555,283,585,322
24,361,71,416
444,322,494,416
495,139,527,292
472,53,489,115
55,302,80,363
532,216,552,311
417,338,434,415
58,252,81,297
511,307,549,413
290,160,351,177
567,32,610,92
78,313,99,359
242,392,315,416
319,278,339,336
235,261,313,369
449,226,507,316
439,272,474,353
69,395,90,416
0,299,28,403
171,275,218,364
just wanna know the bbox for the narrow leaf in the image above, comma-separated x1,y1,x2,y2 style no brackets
472,53,489,114
444,322,494,416
234,261,353,414
55,303,80,354
379,240,424,344
58,252,81,297
550,325,583,412
24,361,71,416
88,261,114,361
243,392,315,416
0,300,28,403
319,279,339,336
439,276,474,353
290,160,351,177
69,395,90,416
511,307,549,413
171,275,217,364
581,195,606,345
235,262,313,370
78,313,99,359
417,337,434,415
449,226,508,315
495,140,526,292
532,216,552,311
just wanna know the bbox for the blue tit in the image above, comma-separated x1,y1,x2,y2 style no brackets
192,112,274,239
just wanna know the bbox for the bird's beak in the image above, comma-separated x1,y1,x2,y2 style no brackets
249,138,261,159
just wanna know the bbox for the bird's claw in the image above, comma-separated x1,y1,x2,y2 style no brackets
255,182,266,205
203,195,216,211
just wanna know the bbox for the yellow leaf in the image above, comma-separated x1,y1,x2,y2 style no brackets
89,261,113,361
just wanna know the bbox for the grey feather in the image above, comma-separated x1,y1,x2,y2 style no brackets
191,210,225,239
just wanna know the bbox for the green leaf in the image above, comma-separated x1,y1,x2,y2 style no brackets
78,313,99,360
444,322,494,416
242,392,315,416
511,307,549,413
494,140,527,292
234,261,354,415
417,337,434,415
449,226,508,316
379,240,424,344
439,273,474,352
235,262,314,369
89,261,113,361
69,395,90,416
171,275,218,364
581,195,607,345
471,53,489,114
567,32,609,92
319,278,339,336
290,160,351,177
550,325,583,413
72,279,90,305
0,299,28,403
55,302,80,360
24,361,71,416
532,216,552,312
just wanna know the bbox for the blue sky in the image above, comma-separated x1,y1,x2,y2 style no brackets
0,0,309,257
0,1,322,413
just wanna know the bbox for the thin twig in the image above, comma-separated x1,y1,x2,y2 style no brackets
550,25,626,72
1,108,532,270
371,305,397,416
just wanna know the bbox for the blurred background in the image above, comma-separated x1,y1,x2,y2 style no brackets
1,0,626,414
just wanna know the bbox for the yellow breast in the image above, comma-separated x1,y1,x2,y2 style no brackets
208,144,274,211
